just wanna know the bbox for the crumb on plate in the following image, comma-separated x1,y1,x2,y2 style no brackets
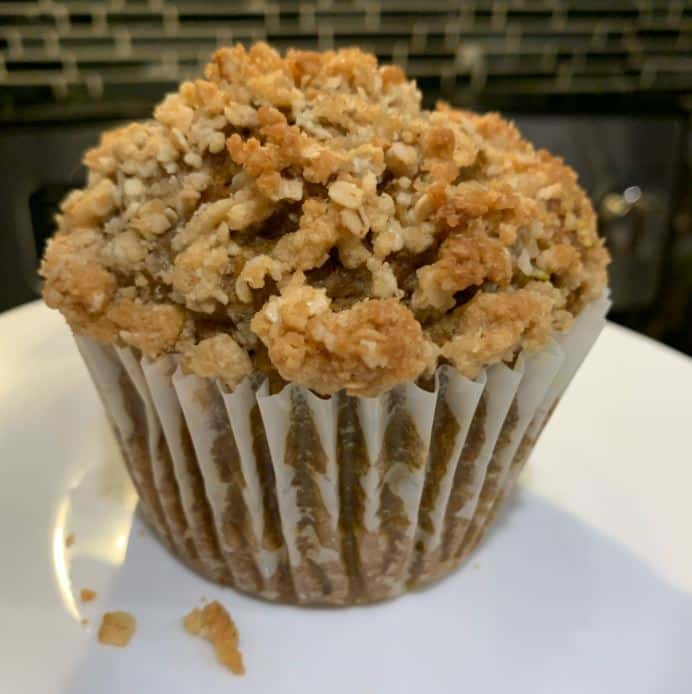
97,611,137,647
80,588,97,603
65,532,76,547
183,601,244,676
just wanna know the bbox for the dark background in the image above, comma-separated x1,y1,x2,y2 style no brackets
1,0,690,355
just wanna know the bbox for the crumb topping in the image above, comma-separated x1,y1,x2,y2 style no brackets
97,611,136,647
40,42,609,395
183,601,244,676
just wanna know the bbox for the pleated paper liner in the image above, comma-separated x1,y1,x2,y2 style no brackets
76,293,609,605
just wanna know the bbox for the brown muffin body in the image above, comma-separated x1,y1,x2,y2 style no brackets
40,43,608,396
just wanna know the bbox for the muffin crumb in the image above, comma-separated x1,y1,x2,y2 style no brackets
97,611,137,648
183,601,245,676
80,588,97,603
181,334,252,390
65,532,76,548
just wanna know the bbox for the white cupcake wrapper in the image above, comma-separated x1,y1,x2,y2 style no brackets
76,339,226,583
75,294,609,604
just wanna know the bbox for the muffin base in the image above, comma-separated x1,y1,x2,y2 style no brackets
76,294,609,605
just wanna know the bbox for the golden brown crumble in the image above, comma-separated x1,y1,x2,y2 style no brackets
40,43,609,395
97,611,136,647
79,588,97,603
183,601,245,676
251,275,435,396
181,334,252,390
65,532,76,548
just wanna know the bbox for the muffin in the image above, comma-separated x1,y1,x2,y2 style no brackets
40,43,610,604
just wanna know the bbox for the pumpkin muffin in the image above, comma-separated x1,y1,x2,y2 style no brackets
40,43,609,604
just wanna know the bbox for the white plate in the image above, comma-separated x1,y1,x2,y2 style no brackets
2,301,692,694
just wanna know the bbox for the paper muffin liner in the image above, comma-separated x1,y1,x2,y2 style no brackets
75,294,609,605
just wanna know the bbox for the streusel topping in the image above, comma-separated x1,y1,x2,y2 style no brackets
40,43,609,396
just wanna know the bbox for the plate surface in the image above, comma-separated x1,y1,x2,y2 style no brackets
2,301,692,694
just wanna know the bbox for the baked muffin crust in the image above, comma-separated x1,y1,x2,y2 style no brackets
41,43,609,396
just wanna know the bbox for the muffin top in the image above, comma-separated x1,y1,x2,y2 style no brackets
40,43,609,396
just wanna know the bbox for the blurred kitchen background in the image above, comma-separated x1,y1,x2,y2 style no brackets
0,0,690,355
